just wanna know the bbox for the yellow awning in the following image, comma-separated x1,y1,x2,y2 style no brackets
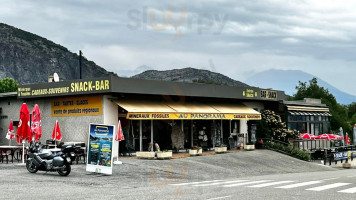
116,100,178,120
116,100,261,120
209,103,261,120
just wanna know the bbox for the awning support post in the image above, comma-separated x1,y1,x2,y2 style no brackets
191,120,193,148
221,119,223,144
151,120,153,152
140,120,142,152
229,120,232,137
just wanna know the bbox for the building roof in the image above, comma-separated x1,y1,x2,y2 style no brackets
16,75,286,102
0,92,17,98
283,99,328,108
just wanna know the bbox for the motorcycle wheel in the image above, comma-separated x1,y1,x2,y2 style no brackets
57,164,71,176
26,160,38,173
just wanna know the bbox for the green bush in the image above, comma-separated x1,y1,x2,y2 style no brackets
263,142,311,161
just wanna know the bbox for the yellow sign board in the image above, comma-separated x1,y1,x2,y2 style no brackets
51,96,103,117
260,90,277,100
18,78,110,98
126,113,261,120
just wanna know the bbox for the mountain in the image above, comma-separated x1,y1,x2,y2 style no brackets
132,67,249,87
0,23,109,84
116,65,154,77
245,69,356,105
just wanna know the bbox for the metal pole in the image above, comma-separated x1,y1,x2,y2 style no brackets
221,119,223,144
140,120,142,152
79,50,82,79
229,120,232,137
191,120,193,148
22,140,25,164
151,120,153,152
213,120,215,149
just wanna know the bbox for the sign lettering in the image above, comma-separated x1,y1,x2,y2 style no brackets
51,96,102,117
18,78,111,98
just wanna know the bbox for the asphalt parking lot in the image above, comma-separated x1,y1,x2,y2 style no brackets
0,150,337,199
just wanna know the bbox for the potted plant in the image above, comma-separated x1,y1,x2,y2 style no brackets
245,143,255,151
189,146,203,156
215,144,227,153
156,150,172,160
136,151,155,159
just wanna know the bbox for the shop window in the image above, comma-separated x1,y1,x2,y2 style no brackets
306,116,310,121
315,124,320,135
289,122,297,130
311,116,314,121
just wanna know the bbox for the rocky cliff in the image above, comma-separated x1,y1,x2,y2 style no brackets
132,67,249,87
0,23,109,84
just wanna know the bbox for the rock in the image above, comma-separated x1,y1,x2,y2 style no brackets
0,23,109,84
343,163,351,169
132,67,249,87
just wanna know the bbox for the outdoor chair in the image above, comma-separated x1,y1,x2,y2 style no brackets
74,147,86,164
0,150,9,164
18,149,28,161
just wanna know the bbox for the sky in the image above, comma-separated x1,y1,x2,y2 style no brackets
1,0,356,95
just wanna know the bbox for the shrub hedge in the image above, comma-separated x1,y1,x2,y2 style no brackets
263,142,311,161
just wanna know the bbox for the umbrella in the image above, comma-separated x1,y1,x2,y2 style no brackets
16,103,31,142
16,103,31,164
339,127,344,146
315,134,337,140
300,133,316,140
51,120,62,141
115,120,124,141
31,104,42,141
5,120,15,145
345,133,350,145
114,120,124,165
334,135,344,140
353,124,356,145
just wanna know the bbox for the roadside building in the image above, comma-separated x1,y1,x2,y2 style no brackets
283,98,331,135
0,75,287,157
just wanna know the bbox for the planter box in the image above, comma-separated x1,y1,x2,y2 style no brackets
157,152,172,160
245,145,255,150
215,147,227,153
189,149,203,156
136,151,155,159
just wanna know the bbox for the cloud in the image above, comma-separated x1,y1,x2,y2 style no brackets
0,0,355,96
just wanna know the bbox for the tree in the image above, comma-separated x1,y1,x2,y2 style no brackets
0,78,19,93
257,110,299,142
290,78,352,136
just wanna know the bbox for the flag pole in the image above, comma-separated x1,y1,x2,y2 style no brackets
54,120,57,149
114,121,122,165
22,140,25,164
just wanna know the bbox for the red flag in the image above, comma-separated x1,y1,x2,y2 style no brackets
51,120,62,141
115,120,124,141
31,104,42,141
16,103,31,143
345,133,350,145
5,120,15,140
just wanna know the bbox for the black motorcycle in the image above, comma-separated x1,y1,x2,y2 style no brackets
26,142,76,176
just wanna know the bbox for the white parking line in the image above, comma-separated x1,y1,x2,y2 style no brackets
223,180,271,188
338,187,356,194
206,196,232,200
170,180,224,186
193,180,249,187
306,183,351,191
248,181,294,188
275,181,321,189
